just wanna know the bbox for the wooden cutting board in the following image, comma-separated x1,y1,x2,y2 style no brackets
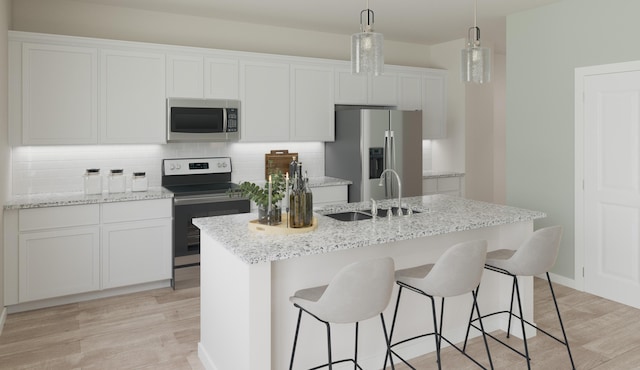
265,149,298,180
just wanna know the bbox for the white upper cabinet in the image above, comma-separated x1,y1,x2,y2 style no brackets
335,68,368,105
397,72,423,111
334,66,398,106
19,43,98,145
8,32,447,145
240,60,290,142
166,54,204,98
369,72,398,106
100,49,166,144
205,57,239,99
290,63,335,141
422,71,447,139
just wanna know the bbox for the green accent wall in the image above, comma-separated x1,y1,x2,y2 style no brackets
507,0,640,279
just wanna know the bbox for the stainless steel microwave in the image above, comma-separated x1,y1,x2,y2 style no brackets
167,98,240,142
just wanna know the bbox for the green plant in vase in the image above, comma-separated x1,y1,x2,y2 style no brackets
228,170,286,225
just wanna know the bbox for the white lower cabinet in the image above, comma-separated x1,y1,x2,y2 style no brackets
422,176,463,196
19,226,100,302
313,185,348,207
5,199,173,306
102,219,172,289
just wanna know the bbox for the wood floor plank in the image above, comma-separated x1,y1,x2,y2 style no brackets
1,274,640,369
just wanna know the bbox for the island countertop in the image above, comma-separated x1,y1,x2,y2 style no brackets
192,194,546,265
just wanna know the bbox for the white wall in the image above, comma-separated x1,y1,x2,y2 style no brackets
11,0,431,68
428,38,504,203
507,0,640,279
1,0,11,329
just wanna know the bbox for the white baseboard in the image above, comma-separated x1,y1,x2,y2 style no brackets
6,280,171,314
0,307,7,337
537,272,579,291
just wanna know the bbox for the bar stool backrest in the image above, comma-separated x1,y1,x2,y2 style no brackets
508,226,563,276
313,257,395,324
417,240,488,298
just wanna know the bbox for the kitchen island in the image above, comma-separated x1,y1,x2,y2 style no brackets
193,195,546,370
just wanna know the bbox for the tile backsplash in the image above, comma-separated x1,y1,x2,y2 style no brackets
10,142,325,195
11,140,432,196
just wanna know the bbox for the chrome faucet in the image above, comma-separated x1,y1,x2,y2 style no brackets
378,169,403,216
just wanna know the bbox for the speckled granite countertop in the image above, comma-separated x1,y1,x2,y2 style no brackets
3,187,174,210
193,194,546,265
422,171,465,178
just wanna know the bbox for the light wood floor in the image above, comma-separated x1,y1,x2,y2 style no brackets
1,271,639,369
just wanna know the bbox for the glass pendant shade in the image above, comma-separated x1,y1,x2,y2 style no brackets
351,31,384,75
461,44,491,83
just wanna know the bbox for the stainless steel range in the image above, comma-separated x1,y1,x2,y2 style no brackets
162,157,250,282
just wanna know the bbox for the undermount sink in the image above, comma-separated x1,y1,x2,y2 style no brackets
324,211,373,221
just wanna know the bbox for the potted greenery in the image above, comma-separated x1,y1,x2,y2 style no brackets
228,170,286,225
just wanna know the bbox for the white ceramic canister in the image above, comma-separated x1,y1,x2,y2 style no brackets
108,169,126,193
84,168,102,195
131,172,148,192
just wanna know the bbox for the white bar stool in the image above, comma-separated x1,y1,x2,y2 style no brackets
464,226,575,369
288,257,395,370
385,240,493,369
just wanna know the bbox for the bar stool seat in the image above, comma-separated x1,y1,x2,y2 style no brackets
386,240,493,370
465,226,576,370
289,257,395,370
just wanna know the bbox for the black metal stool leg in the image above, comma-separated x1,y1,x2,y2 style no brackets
506,277,517,338
472,289,494,370
325,322,333,370
289,308,303,370
513,277,531,370
353,322,359,370
384,286,404,370
429,296,442,370
546,272,576,370
380,313,395,370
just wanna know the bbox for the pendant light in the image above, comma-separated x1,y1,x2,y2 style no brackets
351,0,384,76
461,0,491,83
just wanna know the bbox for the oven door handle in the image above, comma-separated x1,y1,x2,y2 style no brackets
173,194,242,206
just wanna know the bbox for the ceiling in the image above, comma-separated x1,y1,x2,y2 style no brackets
70,0,563,54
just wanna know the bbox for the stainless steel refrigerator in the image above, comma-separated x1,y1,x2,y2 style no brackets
325,108,423,203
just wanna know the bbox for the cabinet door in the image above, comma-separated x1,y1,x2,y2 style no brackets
290,64,334,141
398,73,423,111
240,60,290,142
102,219,172,289
423,72,447,139
22,43,98,145
166,54,204,98
205,57,239,99
100,49,166,144
19,227,100,302
369,73,398,106
334,68,368,105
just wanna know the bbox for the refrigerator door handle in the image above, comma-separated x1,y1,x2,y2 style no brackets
388,131,396,197
384,131,390,198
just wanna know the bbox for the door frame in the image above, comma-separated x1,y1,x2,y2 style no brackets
574,60,640,292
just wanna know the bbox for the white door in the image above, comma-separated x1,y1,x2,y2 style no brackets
581,65,640,308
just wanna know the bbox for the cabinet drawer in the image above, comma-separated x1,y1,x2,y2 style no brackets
422,179,437,194
312,185,348,205
19,204,99,231
437,177,460,191
102,198,172,223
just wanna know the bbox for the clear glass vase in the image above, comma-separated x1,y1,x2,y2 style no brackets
258,204,281,225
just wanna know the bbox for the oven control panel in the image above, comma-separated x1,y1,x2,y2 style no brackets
163,157,232,176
